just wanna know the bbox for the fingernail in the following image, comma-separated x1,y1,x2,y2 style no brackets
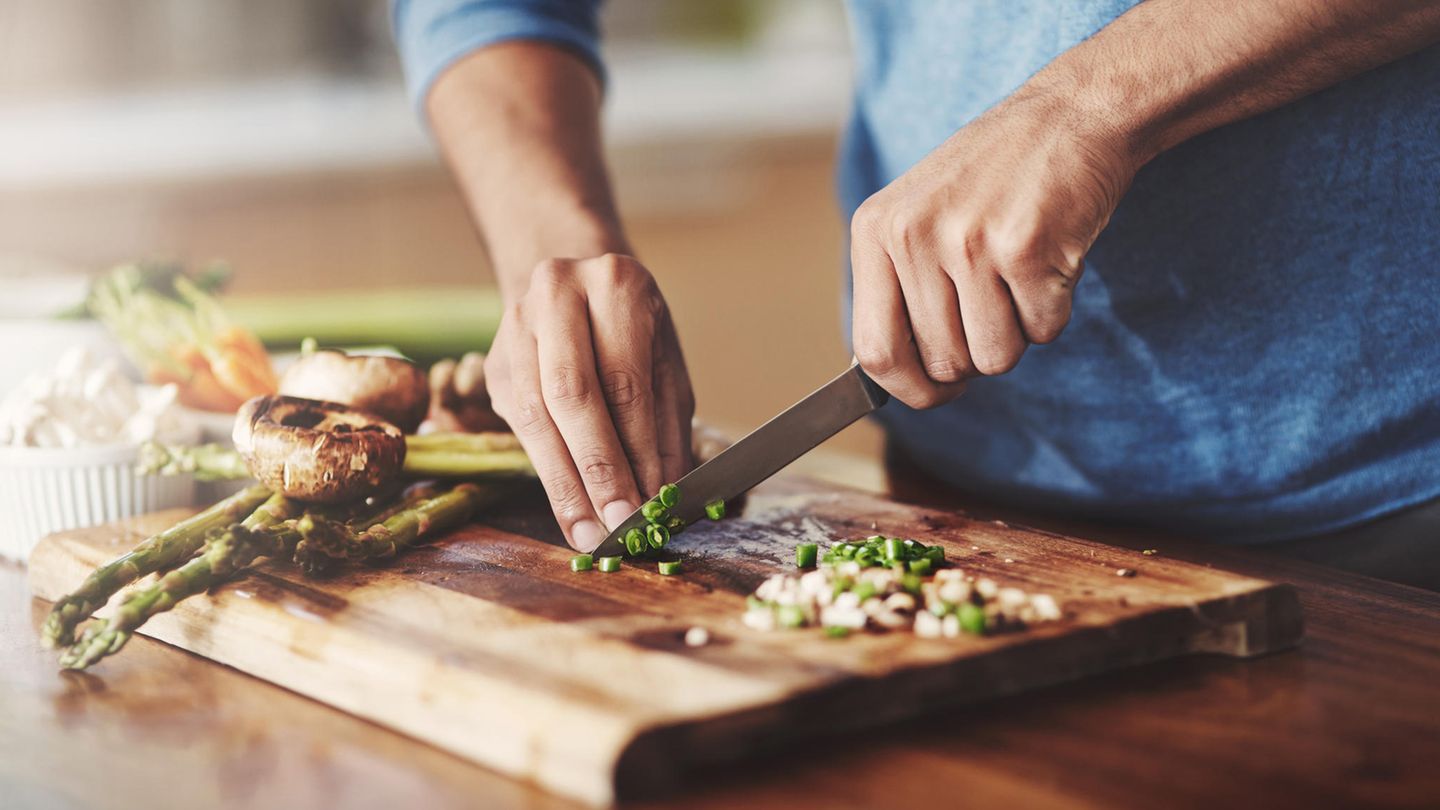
602,500,637,531
571,519,604,553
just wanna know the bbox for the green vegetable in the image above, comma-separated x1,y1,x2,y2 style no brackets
908,558,933,576
883,537,905,560
624,528,646,556
704,499,726,520
597,556,622,573
646,523,670,550
958,602,987,635
665,515,686,535
641,500,668,522
854,547,877,567
658,560,682,576
796,543,818,568
570,554,594,572
824,625,850,639
777,604,806,628
901,573,922,595
853,581,877,602
925,546,945,565
658,483,680,509
40,484,273,649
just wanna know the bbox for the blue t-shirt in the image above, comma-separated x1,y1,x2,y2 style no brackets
395,1,1440,543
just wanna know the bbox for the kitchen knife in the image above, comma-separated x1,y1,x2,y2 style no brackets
593,362,889,556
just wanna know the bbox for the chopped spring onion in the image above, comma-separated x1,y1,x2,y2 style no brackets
646,522,670,549
824,625,851,639
777,604,806,628
883,536,905,560
598,556,622,573
666,515,686,535
958,602,986,635
704,498,726,521
796,543,819,568
624,528,646,556
570,554,593,572
658,483,680,508
658,559,682,576
641,500,668,522
908,558,933,576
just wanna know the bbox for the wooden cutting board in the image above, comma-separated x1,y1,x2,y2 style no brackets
27,478,1302,806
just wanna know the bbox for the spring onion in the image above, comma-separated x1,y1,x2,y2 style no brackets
641,500,668,522
624,528,646,556
570,554,593,572
777,604,806,628
658,559,682,576
883,537,905,560
666,515,686,535
908,558,933,576
824,625,850,639
646,523,670,549
958,602,986,635
796,543,818,568
598,556,622,573
704,498,726,520
658,483,680,508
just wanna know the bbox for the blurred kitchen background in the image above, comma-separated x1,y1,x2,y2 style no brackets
0,0,884,487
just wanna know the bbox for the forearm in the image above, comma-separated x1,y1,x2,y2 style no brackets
1036,0,1440,165
426,41,629,300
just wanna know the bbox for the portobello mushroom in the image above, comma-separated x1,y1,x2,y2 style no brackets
233,395,406,503
278,350,429,433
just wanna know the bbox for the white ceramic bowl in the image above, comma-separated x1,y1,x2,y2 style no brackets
0,442,198,563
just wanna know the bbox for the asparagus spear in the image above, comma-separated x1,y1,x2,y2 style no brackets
138,435,534,482
40,484,272,648
137,441,253,481
292,483,490,569
58,493,303,670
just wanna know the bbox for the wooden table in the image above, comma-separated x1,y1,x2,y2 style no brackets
4,472,1439,810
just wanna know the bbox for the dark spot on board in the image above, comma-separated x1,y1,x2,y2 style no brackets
236,570,349,616
629,627,730,652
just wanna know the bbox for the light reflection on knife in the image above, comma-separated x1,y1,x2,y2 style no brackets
593,362,889,557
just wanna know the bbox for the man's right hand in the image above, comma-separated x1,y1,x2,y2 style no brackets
484,253,695,552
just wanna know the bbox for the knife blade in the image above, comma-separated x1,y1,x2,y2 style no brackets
593,362,888,556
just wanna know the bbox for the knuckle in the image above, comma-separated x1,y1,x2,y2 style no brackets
924,356,971,384
508,393,550,434
588,253,632,286
855,340,903,379
545,477,591,523
850,197,885,241
542,365,595,408
600,366,646,408
531,259,567,290
1025,308,1071,345
973,347,1022,376
576,454,624,489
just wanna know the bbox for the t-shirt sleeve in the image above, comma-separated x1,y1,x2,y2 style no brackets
391,0,605,112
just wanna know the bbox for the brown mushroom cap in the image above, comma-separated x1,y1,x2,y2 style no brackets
233,395,406,503
278,350,430,433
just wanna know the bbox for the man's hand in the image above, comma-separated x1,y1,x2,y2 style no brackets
485,253,694,551
849,0,1440,410
849,88,1137,409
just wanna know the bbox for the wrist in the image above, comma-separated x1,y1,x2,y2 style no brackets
490,206,632,300
1023,49,1169,174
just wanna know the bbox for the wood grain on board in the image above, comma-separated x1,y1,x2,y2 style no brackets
26,478,1302,805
